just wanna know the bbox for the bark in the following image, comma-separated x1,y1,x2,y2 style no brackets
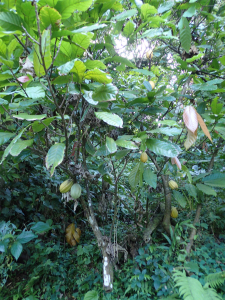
143,214,163,243
186,204,201,254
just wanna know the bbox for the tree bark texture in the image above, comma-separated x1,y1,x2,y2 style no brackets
161,175,172,235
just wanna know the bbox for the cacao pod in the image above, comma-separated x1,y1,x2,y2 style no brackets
171,207,178,218
59,179,74,193
140,152,148,163
71,183,82,200
169,180,178,190
149,81,155,89
65,223,81,246
146,49,153,59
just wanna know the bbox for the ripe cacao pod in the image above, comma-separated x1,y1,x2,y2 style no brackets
169,180,178,190
140,152,148,163
65,223,81,246
59,179,74,193
149,81,155,89
171,207,178,218
71,183,82,200
146,49,153,59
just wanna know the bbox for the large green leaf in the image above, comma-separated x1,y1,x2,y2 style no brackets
158,0,174,13
141,28,163,38
39,0,59,6
141,4,158,20
0,127,27,164
179,17,191,53
173,190,187,208
106,137,117,153
132,69,155,77
84,290,99,300
85,60,106,70
150,127,182,136
40,7,61,30
0,132,15,146
211,98,223,114
95,112,123,128
84,69,112,84
11,241,23,261
10,139,33,156
71,60,86,82
0,11,23,31
19,86,45,99
57,59,76,75
202,173,225,188
55,0,92,18
112,9,137,21
104,56,136,68
185,183,197,200
196,184,217,196
46,143,65,176
32,117,55,133
16,231,37,244
143,168,157,188
129,163,140,188
116,139,138,149
92,84,118,102
146,139,180,158
33,30,52,77
123,21,135,38
72,23,107,34
13,114,46,121
31,222,52,234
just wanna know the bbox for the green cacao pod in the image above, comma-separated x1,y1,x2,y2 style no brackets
169,180,178,190
71,183,82,200
171,207,178,218
59,179,74,193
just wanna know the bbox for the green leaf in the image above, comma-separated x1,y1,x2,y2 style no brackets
0,127,27,164
123,21,135,38
143,168,157,188
173,190,187,208
211,98,223,114
16,231,37,244
186,53,204,63
85,140,96,156
131,69,155,77
94,145,110,157
57,59,76,75
0,132,15,146
10,139,33,156
84,69,112,84
158,0,174,13
95,112,123,128
0,11,23,32
141,4,158,20
84,290,99,300
40,7,61,30
39,0,59,6
150,127,182,136
104,56,136,68
146,139,180,158
13,113,46,121
0,56,14,68
11,241,23,261
92,84,118,102
84,60,106,70
72,23,107,34
180,17,191,53
46,143,65,176
183,5,196,17
196,183,217,196
116,140,138,149
31,222,52,234
182,165,192,183
32,117,55,133
129,163,140,188
115,150,130,160
55,0,92,19
0,74,12,81
112,9,138,21
202,173,225,188
71,60,86,82
33,30,52,77
185,183,197,200
141,28,163,39
106,137,117,153
19,86,45,99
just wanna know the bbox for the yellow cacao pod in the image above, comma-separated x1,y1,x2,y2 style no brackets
171,207,178,218
71,183,82,200
140,152,148,163
146,49,153,59
59,179,74,193
169,180,178,190
149,81,155,89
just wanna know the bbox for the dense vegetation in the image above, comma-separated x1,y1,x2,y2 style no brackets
0,0,225,299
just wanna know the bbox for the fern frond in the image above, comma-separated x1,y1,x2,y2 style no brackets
173,270,204,300
205,271,225,288
202,284,222,300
